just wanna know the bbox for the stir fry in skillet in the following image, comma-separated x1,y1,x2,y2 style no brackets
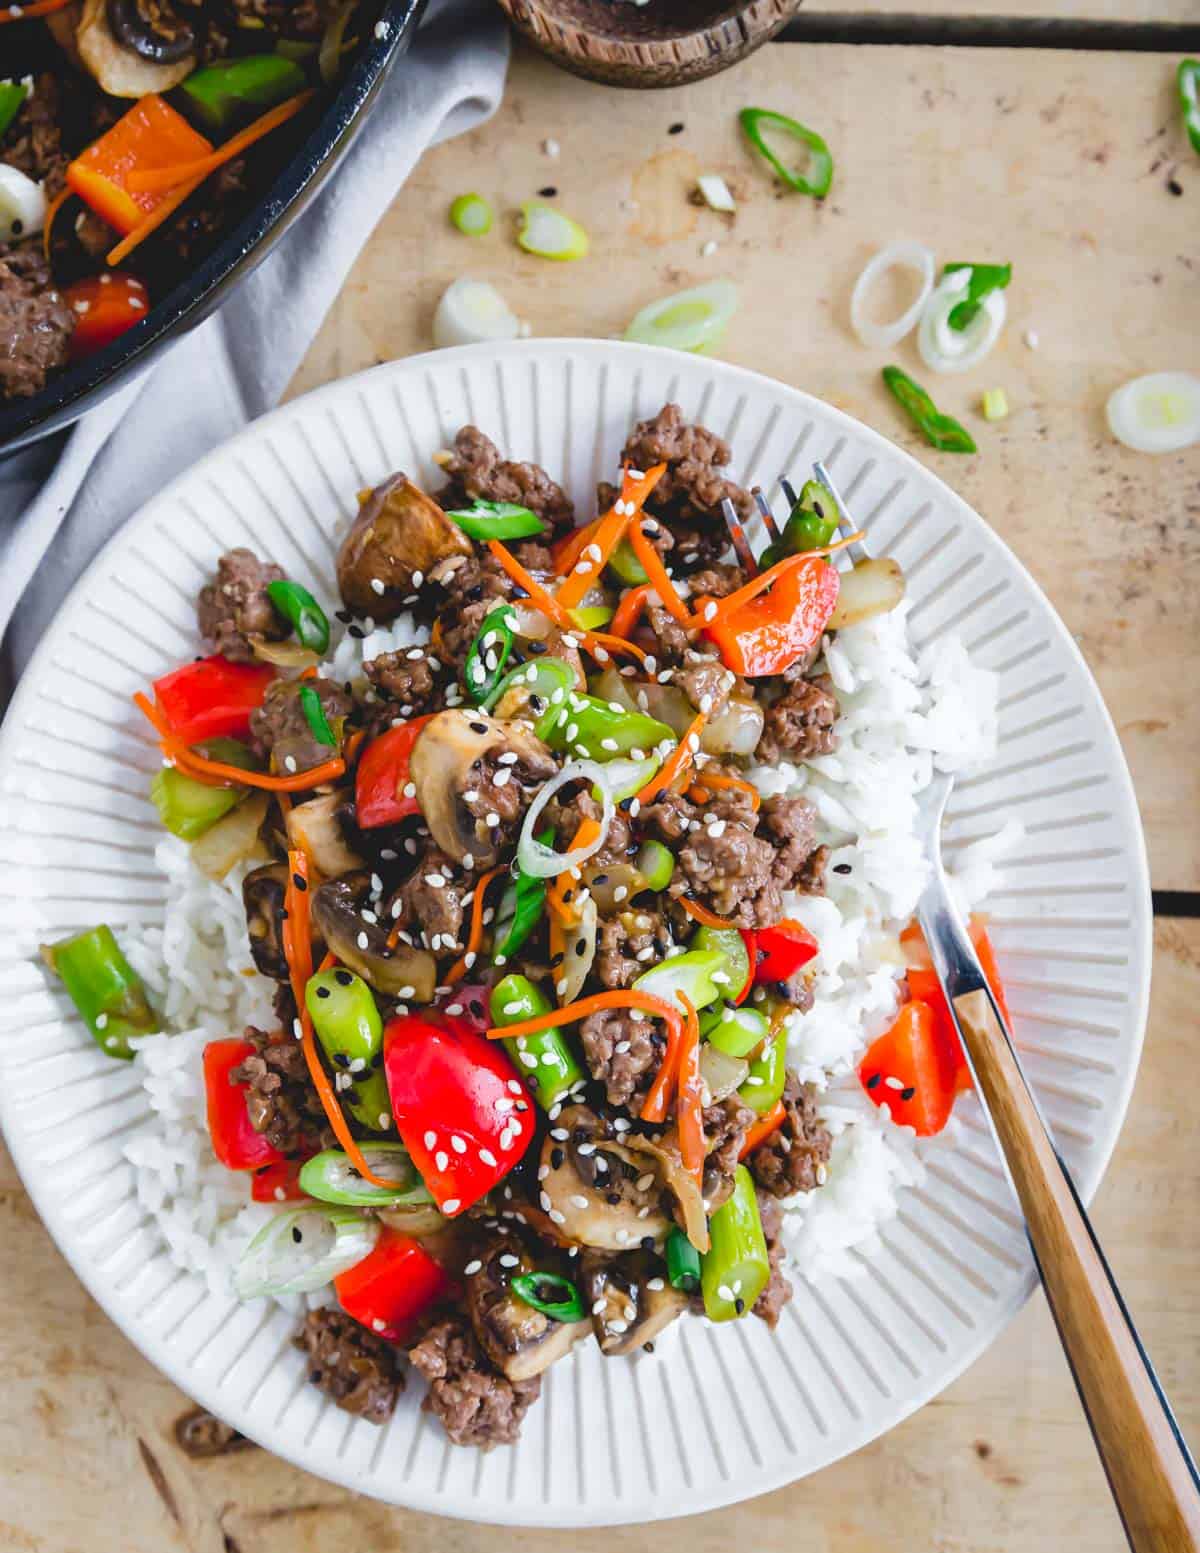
0,0,371,399
44,404,932,1450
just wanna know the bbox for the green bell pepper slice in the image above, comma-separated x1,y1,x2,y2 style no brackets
739,1031,788,1114
739,107,834,198
701,1003,769,1059
305,967,392,1132
761,477,842,568
492,829,553,963
688,924,751,1001
150,736,260,840
490,974,586,1111
607,536,648,586
701,1165,771,1321
265,578,330,654
882,366,978,455
40,925,161,1059
543,691,674,763
464,604,517,705
177,55,307,138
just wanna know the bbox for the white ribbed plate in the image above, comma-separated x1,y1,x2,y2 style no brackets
0,341,1151,1525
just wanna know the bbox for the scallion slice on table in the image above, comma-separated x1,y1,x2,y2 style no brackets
696,172,736,213
234,1204,379,1298
623,280,739,354
943,261,1012,332
1179,59,1200,156
849,240,935,349
517,200,589,260
739,107,834,198
449,191,494,236
917,268,1007,374
982,387,1009,422
40,925,161,1059
882,365,977,453
1105,371,1200,453
433,277,521,348
299,1143,432,1207
265,578,330,654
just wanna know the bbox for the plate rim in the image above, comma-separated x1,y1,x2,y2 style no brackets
0,338,1153,1524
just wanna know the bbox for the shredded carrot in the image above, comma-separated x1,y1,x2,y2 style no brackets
609,582,653,642
738,1100,787,1160
283,849,393,1189
344,728,366,765
679,897,737,932
0,0,74,20
546,817,601,929
134,691,346,791
627,520,693,626
442,865,505,985
105,170,209,266
487,542,647,665
126,92,315,197
688,771,761,812
687,531,866,630
635,711,708,805
552,516,604,577
675,992,705,1182
554,464,666,611
41,186,71,261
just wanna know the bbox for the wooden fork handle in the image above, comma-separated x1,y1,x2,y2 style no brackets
954,988,1200,1552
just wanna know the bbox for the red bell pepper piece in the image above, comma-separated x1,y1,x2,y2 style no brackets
734,929,757,1005
250,1158,308,1204
858,1000,957,1137
203,1038,286,1171
754,919,820,985
64,274,151,361
705,555,840,678
383,1013,535,1216
901,916,1011,1092
355,716,433,829
334,1228,452,1342
154,655,275,745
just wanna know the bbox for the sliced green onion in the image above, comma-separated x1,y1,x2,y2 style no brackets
633,949,726,1014
568,604,613,630
882,366,977,454
942,261,1012,333
463,604,517,704
40,925,161,1059
234,1205,378,1299
1179,60,1200,156
318,0,356,83
1105,371,1200,454
700,1165,770,1321
517,200,589,261
696,172,736,213
689,924,750,998
666,1224,702,1293
450,192,494,236
607,537,648,585
491,655,578,726
762,477,841,566
739,107,833,198
299,1144,431,1207
591,753,660,805
492,828,552,961
176,55,305,136
433,277,521,349
624,280,739,355
982,387,1009,422
265,578,330,654
739,1032,787,1114
702,1003,769,1059
635,839,674,892
444,499,545,542
299,684,337,747
510,1270,585,1323
0,80,30,143
918,270,1007,375
490,974,586,1110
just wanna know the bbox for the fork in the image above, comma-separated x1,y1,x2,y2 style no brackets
725,457,869,570
917,777,1200,1551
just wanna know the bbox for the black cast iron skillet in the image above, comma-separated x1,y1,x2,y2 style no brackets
0,0,425,457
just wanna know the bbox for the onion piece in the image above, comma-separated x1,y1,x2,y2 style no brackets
318,0,356,82
189,793,269,881
624,280,739,355
699,1042,750,1102
849,240,935,349
433,277,522,349
558,894,598,1004
696,173,736,214
918,269,1006,374
234,1205,378,1299
517,759,614,878
612,1130,710,1253
1105,371,1200,454
248,634,320,669
827,557,906,630
518,201,589,261
0,165,47,244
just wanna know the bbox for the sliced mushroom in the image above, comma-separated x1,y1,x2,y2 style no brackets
580,1250,689,1356
614,1126,710,1253
106,0,195,63
285,792,364,880
539,1106,673,1253
77,0,194,95
309,871,437,1001
243,863,312,981
465,1233,590,1382
408,708,553,867
337,474,473,620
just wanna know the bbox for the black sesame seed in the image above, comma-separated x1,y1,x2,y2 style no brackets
538,185,557,197
900,1086,916,1101
866,1072,881,1090
643,1341,655,1354
334,969,354,986
619,797,634,812
606,1191,622,1205
734,1297,745,1315
470,722,489,734
466,584,485,602
640,1235,656,1251
1168,177,1184,196
528,641,548,655
348,625,366,639
11,219,22,237
293,872,307,891
549,952,565,968
833,862,852,875
551,1147,565,1169
291,1226,303,1243
335,609,353,624
316,985,331,999
371,1050,384,1067
591,873,609,885
575,940,587,956
333,1052,350,1068
669,121,685,134
310,1369,323,1383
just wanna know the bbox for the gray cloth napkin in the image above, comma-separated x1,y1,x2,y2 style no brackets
0,0,508,701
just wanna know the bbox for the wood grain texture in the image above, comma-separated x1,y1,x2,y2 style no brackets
806,1,1199,22
952,984,1200,1550
291,41,1200,890
0,918,1195,1551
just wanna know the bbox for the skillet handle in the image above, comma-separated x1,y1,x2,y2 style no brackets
953,987,1200,1553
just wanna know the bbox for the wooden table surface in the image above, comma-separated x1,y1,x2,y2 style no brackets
4,22,1200,1553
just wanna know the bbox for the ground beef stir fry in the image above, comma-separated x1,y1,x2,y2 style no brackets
114,403,903,1454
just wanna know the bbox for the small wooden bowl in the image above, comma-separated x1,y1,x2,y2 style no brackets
496,0,802,89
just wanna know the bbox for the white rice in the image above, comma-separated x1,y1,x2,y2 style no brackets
116,599,1005,1298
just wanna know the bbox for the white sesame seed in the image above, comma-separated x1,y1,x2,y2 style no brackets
284,755,298,773
615,1229,630,1245
613,885,628,903
703,602,718,622
378,1112,392,1129
435,1150,449,1170
370,577,385,596
885,1075,904,1091
464,1259,483,1275
499,1253,520,1268
548,1208,567,1225
95,1013,109,1030
450,1135,467,1154
508,1080,524,1095
486,812,501,828
480,1148,498,1167
357,931,369,950
442,1199,460,1213
540,1191,552,1211
293,1019,303,1040
718,1283,734,1302
636,1173,655,1192
372,1318,387,1332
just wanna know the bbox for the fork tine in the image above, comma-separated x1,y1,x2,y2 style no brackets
751,486,782,543
812,459,871,564
780,477,800,512
720,497,759,575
